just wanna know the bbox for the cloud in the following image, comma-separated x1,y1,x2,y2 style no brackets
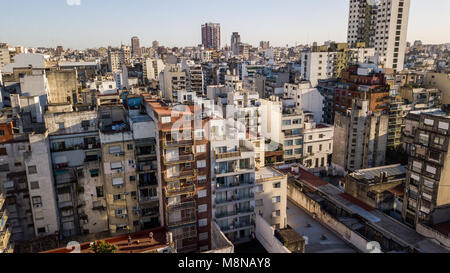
66,0,81,6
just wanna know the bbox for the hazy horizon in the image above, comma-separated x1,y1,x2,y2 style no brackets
1,0,449,50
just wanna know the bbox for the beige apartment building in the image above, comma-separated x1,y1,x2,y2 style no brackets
255,167,287,230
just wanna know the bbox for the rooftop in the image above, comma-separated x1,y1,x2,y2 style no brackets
41,228,173,253
349,164,407,182
256,166,284,182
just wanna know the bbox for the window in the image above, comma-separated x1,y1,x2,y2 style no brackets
58,122,65,130
0,148,7,156
194,130,205,140
161,116,171,124
96,186,104,198
255,199,263,206
424,119,434,126
28,165,37,174
282,120,292,126
127,144,133,150
198,190,207,198
199,232,209,241
110,162,123,170
256,184,263,193
81,120,90,128
273,182,281,189
294,148,302,155
0,164,9,172
109,145,122,154
284,140,293,147
198,175,207,184
32,196,42,207
198,204,207,213
198,218,208,227
30,181,39,190
429,151,440,162
0,130,4,136
272,196,281,203
196,145,206,153
438,122,449,130
112,178,124,186
37,227,46,234
197,160,206,168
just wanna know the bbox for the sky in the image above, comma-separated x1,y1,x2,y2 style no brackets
0,0,449,49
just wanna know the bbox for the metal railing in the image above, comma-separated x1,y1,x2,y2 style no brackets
165,185,196,198
164,154,194,165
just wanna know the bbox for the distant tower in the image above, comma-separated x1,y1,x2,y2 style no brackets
201,22,221,50
56,46,64,57
131,36,141,57
347,0,411,72
231,32,241,55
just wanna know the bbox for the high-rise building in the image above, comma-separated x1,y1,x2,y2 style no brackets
131,36,141,57
347,0,411,72
402,109,450,229
143,58,165,82
0,44,11,68
231,32,241,56
201,23,221,50
144,97,213,253
56,46,63,57
260,41,270,50
159,64,187,102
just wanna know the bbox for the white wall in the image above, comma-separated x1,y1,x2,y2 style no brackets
255,214,290,253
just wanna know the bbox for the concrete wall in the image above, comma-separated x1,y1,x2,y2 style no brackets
255,214,290,253
287,182,374,253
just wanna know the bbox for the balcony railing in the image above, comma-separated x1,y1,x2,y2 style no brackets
215,207,254,219
216,179,254,190
164,169,197,182
216,194,255,204
163,139,194,148
167,201,196,212
215,150,241,161
139,195,159,203
220,221,254,232
0,210,9,231
168,215,197,228
0,227,11,249
164,154,194,165
165,185,196,198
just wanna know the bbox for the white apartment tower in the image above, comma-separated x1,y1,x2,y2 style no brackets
347,0,411,72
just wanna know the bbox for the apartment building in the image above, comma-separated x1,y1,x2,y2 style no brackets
347,0,411,72
143,58,165,82
45,106,108,237
99,106,140,235
144,97,212,253
0,118,36,242
0,44,11,68
130,115,161,230
261,96,304,164
255,166,287,230
401,109,450,230
24,133,60,238
333,98,388,173
107,49,124,72
399,86,441,110
284,82,324,124
209,117,256,244
300,43,376,87
302,113,334,175
201,23,221,50
0,185,13,253
159,64,187,102
187,65,205,96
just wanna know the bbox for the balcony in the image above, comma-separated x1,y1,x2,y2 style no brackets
0,227,11,249
215,165,255,177
163,154,194,165
216,194,255,205
165,185,196,198
214,150,241,161
0,210,8,231
216,179,254,191
215,207,254,219
139,195,159,204
137,164,157,173
221,221,254,232
167,215,197,228
164,169,197,182
0,192,4,210
163,139,194,148
167,201,196,212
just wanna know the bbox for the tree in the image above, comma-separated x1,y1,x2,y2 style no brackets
89,240,118,254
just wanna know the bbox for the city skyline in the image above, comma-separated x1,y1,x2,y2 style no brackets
0,0,449,49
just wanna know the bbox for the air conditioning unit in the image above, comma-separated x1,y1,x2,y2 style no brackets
120,215,127,219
